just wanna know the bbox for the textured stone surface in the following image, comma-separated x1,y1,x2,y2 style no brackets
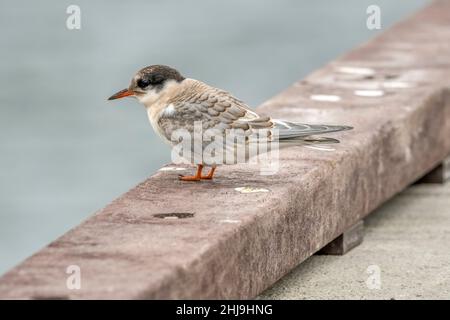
1,0,450,299
318,220,364,255
259,182,450,299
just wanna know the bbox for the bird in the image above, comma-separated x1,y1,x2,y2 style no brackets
108,65,352,181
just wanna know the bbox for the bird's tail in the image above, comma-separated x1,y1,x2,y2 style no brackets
273,120,352,144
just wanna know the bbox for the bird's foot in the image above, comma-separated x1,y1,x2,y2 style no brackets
178,174,201,182
178,164,203,181
178,165,216,181
200,167,216,180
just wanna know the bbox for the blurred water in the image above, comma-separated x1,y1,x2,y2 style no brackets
0,0,427,275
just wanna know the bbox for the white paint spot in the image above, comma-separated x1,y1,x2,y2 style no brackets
163,216,179,220
382,81,412,89
354,89,385,97
310,94,342,102
337,66,375,76
159,167,186,171
234,187,269,194
220,219,241,224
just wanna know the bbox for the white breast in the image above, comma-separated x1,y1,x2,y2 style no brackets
146,106,171,144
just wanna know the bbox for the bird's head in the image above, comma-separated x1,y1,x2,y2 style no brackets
108,65,185,106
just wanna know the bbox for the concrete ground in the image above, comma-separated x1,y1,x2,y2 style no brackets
259,181,450,300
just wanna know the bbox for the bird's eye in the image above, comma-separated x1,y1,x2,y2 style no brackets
137,78,150,89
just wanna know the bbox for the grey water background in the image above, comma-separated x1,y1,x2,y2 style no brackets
0,0,427,275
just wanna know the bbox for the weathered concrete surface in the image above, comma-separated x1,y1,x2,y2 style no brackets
1,0,450,299
259,182,450,300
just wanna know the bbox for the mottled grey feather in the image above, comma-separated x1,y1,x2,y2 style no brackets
156,79,352,146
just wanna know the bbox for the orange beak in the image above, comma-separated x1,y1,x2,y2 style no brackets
108,88,134,100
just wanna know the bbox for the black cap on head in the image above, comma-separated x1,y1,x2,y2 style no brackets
135,65,185,89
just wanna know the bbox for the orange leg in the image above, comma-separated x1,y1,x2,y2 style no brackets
179,164,203,181
200,166,216,180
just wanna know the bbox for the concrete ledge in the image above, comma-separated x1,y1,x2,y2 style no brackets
1,0,450,299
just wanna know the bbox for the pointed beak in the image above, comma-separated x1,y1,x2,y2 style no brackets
108,88,134,100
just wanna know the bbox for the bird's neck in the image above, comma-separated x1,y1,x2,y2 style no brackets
140,79,193,109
